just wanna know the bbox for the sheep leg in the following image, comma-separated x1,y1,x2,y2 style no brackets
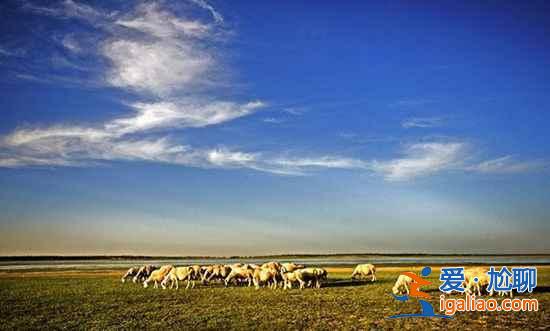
224,275,231,287
298,278,305,290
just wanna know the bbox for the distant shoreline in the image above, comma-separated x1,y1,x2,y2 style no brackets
1,253,549,261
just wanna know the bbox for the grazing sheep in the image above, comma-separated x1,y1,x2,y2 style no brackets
205,264,232,283
190,265,202,282
133,265,158,283
261,261,282,272
281,270,301,290
464,267,490,296
162,266,196,290
392,274,413,295
281,263,305,273
200,265,215,282
351,264,376,282
224,266,254,287
463,267,513,297
143,265,174,289
253,267,278,290
121,267,138,283
294,267,328,289
258,262,283,287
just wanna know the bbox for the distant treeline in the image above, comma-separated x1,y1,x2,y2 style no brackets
0,253,549,261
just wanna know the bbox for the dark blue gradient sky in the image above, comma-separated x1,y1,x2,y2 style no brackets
0,1,549,255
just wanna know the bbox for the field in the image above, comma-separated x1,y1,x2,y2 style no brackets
0,266,548,330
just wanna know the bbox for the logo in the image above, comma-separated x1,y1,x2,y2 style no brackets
388,265,538,319
388,266,451,319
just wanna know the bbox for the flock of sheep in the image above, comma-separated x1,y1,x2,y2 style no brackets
121,262,375,290
121,263,506,296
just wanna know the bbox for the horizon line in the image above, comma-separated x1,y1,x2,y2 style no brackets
1,252,550,260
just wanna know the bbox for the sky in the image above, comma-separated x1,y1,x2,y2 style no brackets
0,0,549,256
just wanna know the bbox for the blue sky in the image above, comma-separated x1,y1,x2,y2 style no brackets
0,0,549,255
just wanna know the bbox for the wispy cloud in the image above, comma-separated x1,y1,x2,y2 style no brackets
402,117,444,129
1,1,265,171
389,98,435,108
61,34,82,53
22,0,111,24
271,156,367,170
189,0,224,24
0,124,254,171
2,1,546,183
467,155,548,174
115,3,211,38
0,47,26,57
263,117,285,124
370,142,466,181
107,100,265,135
282,107,308,115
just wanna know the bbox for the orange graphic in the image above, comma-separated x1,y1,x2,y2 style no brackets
403,271,432,299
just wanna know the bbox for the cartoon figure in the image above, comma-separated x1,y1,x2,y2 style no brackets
389,266,451,319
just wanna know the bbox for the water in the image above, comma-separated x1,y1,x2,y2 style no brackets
1,256,549,270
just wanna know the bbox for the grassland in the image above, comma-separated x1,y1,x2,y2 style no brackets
0,266,548,330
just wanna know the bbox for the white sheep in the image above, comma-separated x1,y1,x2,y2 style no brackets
143,265,173,289
392,274,413,295
162,266,196,290
351,264,376,282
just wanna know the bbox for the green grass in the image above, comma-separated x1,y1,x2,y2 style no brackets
1,267,549,330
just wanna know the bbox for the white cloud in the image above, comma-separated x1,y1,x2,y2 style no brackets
263,117,285,124
272,156,366,170
3,126,109,147
6,2,545,182
22,0,109,23
189,0,224,24
402,117,443,129
1,127,192,168
282,107,307,115
1,126,546,180
101,2,223,97
105,138,187,161
1,1,268,172
467,155,548,174
0,47,25,57
370,142,466,181
206,148,256,166
103,39,212,96
61,35,81,53
115,3,210,38
62,0,107,20
106,100,264,134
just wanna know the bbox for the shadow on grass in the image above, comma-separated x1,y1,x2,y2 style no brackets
323,279,392,288
534,286,550,293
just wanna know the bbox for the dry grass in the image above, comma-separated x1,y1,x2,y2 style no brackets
0,266,548,330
